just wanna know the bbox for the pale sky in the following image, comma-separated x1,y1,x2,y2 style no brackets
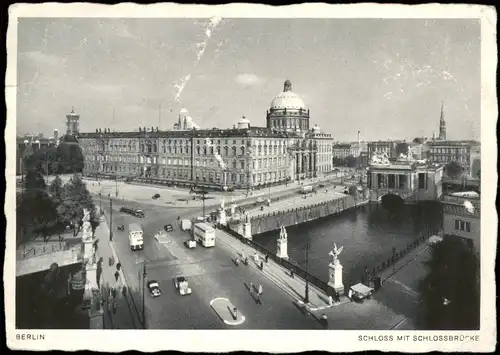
16,18,480,141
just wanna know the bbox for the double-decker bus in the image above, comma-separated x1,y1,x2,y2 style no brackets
193,222,215,248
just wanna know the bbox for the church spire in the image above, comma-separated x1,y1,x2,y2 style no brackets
438,101,446,140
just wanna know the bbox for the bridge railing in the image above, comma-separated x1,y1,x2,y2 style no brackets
218,224,338,297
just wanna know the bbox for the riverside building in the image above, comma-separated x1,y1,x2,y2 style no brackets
79,80,334,189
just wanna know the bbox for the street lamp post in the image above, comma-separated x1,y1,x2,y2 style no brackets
392,246,396,272
115,174,118,197
109,198,113,242
304,243,310,304
142,263,147,329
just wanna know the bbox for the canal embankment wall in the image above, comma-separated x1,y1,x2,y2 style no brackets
229,195,368,235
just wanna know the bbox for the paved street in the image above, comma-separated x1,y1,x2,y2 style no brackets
105,198,321,329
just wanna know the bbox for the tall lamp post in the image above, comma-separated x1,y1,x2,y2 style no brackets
115,173,119,197
304,243,310,304
142,262,147,329
109,198,113,242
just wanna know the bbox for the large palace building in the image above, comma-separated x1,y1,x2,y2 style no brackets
79,80,333,189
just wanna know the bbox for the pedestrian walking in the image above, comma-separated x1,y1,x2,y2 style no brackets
116,262,121,271
114,271,119,282
260,261,264,270
290,269,295,279
265,255,269,263
109,256,114,267
250,282,254,292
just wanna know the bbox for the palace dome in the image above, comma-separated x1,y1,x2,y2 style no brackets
270,80,306,110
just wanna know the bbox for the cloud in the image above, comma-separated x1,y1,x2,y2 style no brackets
234,73,265,86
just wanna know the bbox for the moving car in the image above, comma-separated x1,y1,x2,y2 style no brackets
164,224,173,232
120,207,145,218
152,193,160,200
184,240,196,249
173,276,192,295
147,280,162,297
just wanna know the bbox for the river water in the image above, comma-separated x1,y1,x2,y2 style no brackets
253,201,443,285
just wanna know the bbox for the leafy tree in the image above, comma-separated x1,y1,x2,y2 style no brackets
24,169,47,191
18,189,59,242
57,142,84,174
345,155,357,167
418,236,479,330
413,137,423,144
445,161,464,179
396,142,410,156
57,174,95,235
49,175,64,205
471,158,481,179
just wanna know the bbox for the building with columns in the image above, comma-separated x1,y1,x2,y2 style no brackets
79,80,333,189
367,154,444,202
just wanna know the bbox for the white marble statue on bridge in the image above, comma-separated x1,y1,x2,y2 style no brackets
329,243,343,266
276,225,289,259
220,197,225,210
82,208,93,242
328,242,344,294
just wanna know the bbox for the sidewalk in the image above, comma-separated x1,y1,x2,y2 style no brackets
94,220,141,329
216,230,340,312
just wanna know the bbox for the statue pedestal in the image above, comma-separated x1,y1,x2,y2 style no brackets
276,239,289,259
230,203,236,216
328,262,344,295
219,209,227,226
242,222,252,240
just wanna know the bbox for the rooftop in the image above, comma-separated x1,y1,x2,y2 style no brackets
79,126,304,140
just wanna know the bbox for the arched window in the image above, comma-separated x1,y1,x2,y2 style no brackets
224,146,228,156
210,147,214,155
203,147,207,155
196,146,200,155
240,146,245,156
232,146,237,156
217,146,221,155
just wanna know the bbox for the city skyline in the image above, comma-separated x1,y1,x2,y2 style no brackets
17,18,480,141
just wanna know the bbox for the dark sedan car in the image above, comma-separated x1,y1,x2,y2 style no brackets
147,280,162,297
152,193,161,199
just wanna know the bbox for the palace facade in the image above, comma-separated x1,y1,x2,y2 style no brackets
79,80,333,189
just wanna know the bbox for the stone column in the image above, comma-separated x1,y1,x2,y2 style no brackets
328,261,344,295
218,207,227,225
276,226,289,259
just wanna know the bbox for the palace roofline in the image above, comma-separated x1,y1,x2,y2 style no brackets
78,126,332,140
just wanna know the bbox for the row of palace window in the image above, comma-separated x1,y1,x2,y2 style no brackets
430,155,468,163
431,147,468,154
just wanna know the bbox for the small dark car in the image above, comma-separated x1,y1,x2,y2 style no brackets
164,224,173,232
152,193,161,199
147,280,162,297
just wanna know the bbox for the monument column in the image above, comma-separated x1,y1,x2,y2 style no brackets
276,226,289,259
328,243,345,295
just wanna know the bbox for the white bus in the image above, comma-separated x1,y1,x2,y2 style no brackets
193,222,215,248
128,223,144,251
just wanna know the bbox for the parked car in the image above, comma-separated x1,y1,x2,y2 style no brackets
147,280,162,297
318,184,325,188
152,193,160,200
164,224,173,232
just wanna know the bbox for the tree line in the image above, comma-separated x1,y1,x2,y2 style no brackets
22,139,84,176
17,170,99,246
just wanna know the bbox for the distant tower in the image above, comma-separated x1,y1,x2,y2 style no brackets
66,107,80,136
53,128,59,141
438,102,446,140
